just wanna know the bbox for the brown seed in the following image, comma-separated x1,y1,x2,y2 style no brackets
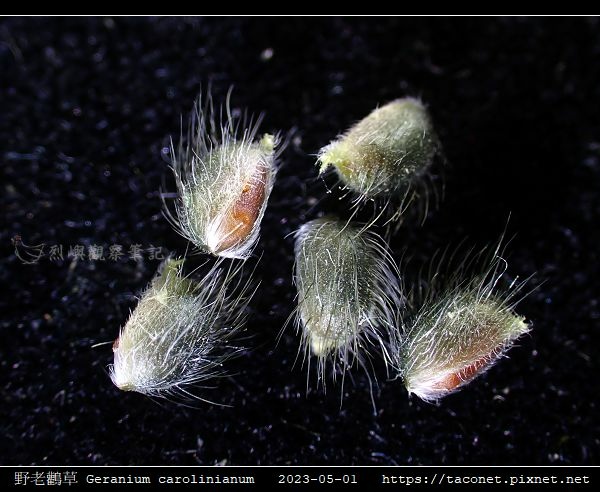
212,165,268,254
431,351,496,392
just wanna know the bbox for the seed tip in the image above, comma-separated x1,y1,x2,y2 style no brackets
260,133,275,152
317,142,348,175
310,333,337,357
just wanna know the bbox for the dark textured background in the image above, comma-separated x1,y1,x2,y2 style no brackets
1,17,599,465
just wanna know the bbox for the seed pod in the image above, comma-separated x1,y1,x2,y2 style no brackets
165,90,279,259
398,253,530,401
293,217,402,386
318,98,439,220
110,257,251,400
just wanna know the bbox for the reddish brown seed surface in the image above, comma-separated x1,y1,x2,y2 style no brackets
432,352,495,392
213,165,267,253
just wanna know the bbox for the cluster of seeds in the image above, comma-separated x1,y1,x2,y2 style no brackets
295,98,530,401
110,91,531,405
110,90,279,400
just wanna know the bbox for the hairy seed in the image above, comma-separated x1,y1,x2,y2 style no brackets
398,253,530,402
318,98,439,221
293,217,402,387
166,92,279,259
110,257,251,400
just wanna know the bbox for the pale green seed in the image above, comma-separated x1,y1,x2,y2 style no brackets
319,98,438,200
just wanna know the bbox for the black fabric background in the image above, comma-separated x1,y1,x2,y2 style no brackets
1,17,598,465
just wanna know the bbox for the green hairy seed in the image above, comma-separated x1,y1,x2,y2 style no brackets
110,258,251,400
165,91,279,259
398,254,530,402
318,98,439,217
293,217,402,385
